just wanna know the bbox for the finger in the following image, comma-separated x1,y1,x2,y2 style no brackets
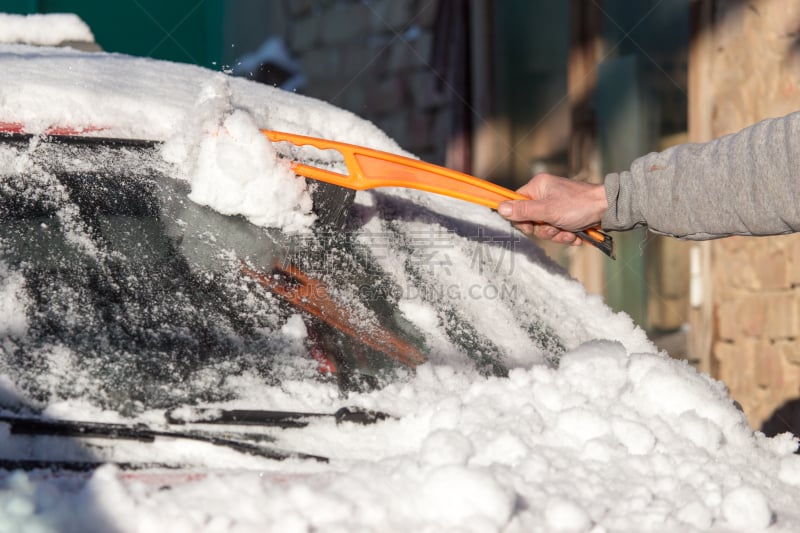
512,221,536,236
553,231,579,245
532,224,560,241
497,200,544,223
515,181,537,198
515,173,550,197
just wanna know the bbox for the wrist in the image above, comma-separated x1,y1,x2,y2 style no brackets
589,183,608,224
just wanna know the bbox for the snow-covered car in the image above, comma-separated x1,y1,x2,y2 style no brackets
1,18,799,533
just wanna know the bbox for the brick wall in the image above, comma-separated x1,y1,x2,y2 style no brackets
279,0,449,165
702,0,800,428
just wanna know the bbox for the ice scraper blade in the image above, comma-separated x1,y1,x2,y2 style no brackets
262,130,614,259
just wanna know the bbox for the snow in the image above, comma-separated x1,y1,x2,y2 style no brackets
0,13,94,46
0,262,28,338
544,497,592,532
0,41,799,532
721,486,773,530
233,37,307,93
0,43,394,233
779,455,800,486
280,314,309,341
176,109,315,231
4,344,797,532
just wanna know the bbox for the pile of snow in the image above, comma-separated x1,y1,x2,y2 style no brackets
0,44,798,532
0,342,799,532
0,13,94,45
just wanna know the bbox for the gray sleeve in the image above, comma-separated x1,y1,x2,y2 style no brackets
601,111,800,240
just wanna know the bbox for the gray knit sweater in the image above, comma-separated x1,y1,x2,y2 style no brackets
601,111,800,240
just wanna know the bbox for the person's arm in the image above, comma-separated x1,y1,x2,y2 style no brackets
500,111,800,241
604,111,800,239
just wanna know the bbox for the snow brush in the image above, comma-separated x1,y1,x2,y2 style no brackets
263,130,615,259
0,124,613,258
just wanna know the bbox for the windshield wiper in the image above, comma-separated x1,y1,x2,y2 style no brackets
0,406,392,471
0,414,328,464
0,130,160,149
0,459,179,473
165,406,391,428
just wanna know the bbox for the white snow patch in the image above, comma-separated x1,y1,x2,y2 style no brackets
0,13,94,45
280,314,308,340
779,454,800,486
183,110,315,232
544,497,592,532
0,262,28,338
416,465,515,528
721,486,773,530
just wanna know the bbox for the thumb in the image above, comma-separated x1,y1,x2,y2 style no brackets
497,199,543,223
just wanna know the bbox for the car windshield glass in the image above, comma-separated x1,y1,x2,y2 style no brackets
0,134,423,412
0,131,584,417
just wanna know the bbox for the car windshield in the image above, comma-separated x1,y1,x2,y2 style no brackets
0,44,653,422
0,129,584,415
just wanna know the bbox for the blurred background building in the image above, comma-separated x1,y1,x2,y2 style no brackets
6,0,800,433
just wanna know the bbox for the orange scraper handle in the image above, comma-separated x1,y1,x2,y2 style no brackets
263,130,615,259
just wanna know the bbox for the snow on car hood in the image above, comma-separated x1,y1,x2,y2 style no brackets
1,43,799,532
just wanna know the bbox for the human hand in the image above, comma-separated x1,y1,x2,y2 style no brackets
497,173,608,246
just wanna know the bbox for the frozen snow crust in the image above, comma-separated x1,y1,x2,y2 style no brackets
0,44,799,531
